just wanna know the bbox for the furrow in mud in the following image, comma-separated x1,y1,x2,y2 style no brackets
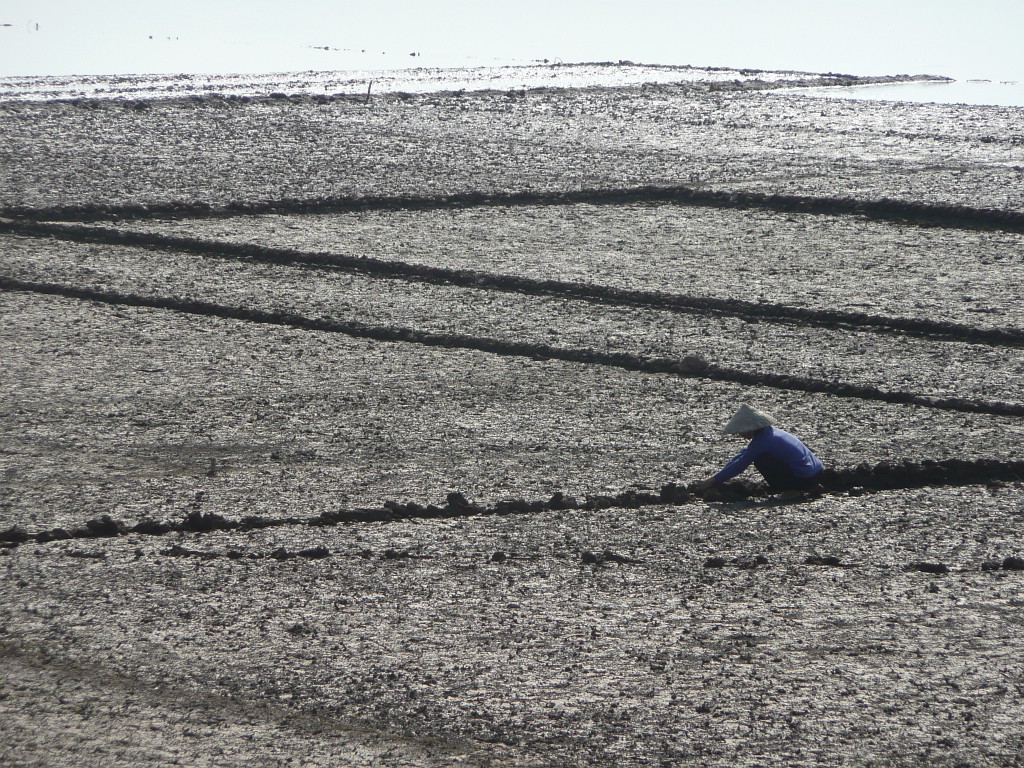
27,541,1024,578
3,276,1023,418
3,458,1022,549
3,184,1024,234
3,219,1021,348
133,546,1024,575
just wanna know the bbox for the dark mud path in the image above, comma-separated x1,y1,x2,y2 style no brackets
5,183,1024,232
5,215,1024,347
4,275,1023,419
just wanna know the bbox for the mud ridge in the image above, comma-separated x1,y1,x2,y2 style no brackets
38,539,1024,579
2,220,1021,348
3,461,1022,551
0,71,942,109
3,276,1023,418
3,184,1024,234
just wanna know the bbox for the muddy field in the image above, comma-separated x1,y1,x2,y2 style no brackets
2,65,1024,766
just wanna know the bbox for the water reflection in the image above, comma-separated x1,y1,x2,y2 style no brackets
791,79,1024,108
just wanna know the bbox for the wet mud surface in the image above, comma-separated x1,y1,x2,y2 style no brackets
2,74,1023,214
2,65,1024,766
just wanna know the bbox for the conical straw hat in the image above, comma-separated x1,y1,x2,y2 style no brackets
723,404,772,434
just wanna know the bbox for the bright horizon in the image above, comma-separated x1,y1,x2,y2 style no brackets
2,1,1023,82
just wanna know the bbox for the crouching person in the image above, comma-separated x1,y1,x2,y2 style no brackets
695,404,823,497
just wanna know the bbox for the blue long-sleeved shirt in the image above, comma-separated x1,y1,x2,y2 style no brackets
713,426,823,483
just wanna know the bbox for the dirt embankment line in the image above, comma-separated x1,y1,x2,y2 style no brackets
3,219,1022,348
3,184,1024,233
0,72,945,109
3,460,1023,550
3,275,1024,419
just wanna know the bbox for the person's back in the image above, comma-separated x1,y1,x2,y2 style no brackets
696,405,824,494
754,427,822,480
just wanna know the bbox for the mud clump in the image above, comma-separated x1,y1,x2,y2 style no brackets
0,526,30,544
179,510,236,532
678,354,711,374
132,518,172,535
286,621,316,636
317,508,397,524
240,515,300,530
492,498,547,515
84,515,127,537
34,528,72,543
659,483,694,504
697,479,765,502
704,555,769,569
805,555,846,567
908,562,950,574
548,492,579,510
444,491,484,515
582,549,640,565
605,489,663,509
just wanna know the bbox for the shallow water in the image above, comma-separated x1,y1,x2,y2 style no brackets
792,78,1024,108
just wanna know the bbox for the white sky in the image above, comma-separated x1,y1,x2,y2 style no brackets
2,1,1022,80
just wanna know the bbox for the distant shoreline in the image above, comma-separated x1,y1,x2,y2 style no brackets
0,62,953,104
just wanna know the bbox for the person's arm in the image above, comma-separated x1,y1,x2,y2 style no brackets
711,444,757,484
695,430,773,490
693,450,751,492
